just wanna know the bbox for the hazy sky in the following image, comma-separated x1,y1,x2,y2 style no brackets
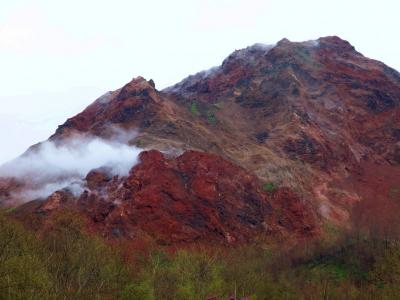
0,0,399,163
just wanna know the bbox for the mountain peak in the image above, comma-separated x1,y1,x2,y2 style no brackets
317,35,356,52
3,36,400,247
118,76,157,98
276,37,291,45
127,76,155,88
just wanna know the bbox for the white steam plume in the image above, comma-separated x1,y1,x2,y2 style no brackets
0,128,142,201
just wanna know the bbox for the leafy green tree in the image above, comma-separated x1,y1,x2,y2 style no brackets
41,210,133,299
0,214,51,300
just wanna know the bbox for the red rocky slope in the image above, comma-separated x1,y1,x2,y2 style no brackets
34,150,317,244
2,36,400,243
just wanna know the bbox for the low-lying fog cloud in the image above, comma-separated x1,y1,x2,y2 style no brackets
0,128,142,201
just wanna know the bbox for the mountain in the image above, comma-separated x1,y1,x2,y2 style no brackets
1,36,399,245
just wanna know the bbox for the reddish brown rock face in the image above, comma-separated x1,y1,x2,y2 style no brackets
2,36,400,244
0,178,22,201
162,36,400,226
35,150,317,244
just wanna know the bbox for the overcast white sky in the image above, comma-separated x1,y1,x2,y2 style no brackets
0,0,399,163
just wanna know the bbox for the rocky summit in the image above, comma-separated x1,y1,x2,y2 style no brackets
1,36,400,245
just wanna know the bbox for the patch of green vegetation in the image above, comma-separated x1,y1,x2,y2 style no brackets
206,111,217,125
189,101,218,125
135,139,144,148
307,262,349,281
190,102,200,116
0,211,132,300
6,204,400,299
263,182,277,192
4,206,17,213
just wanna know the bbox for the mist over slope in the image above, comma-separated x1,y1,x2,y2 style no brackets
0,128,141,201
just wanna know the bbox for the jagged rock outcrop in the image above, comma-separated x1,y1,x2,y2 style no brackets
34,150,318,244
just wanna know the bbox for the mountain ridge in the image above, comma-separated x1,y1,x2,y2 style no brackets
1,36,399,245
